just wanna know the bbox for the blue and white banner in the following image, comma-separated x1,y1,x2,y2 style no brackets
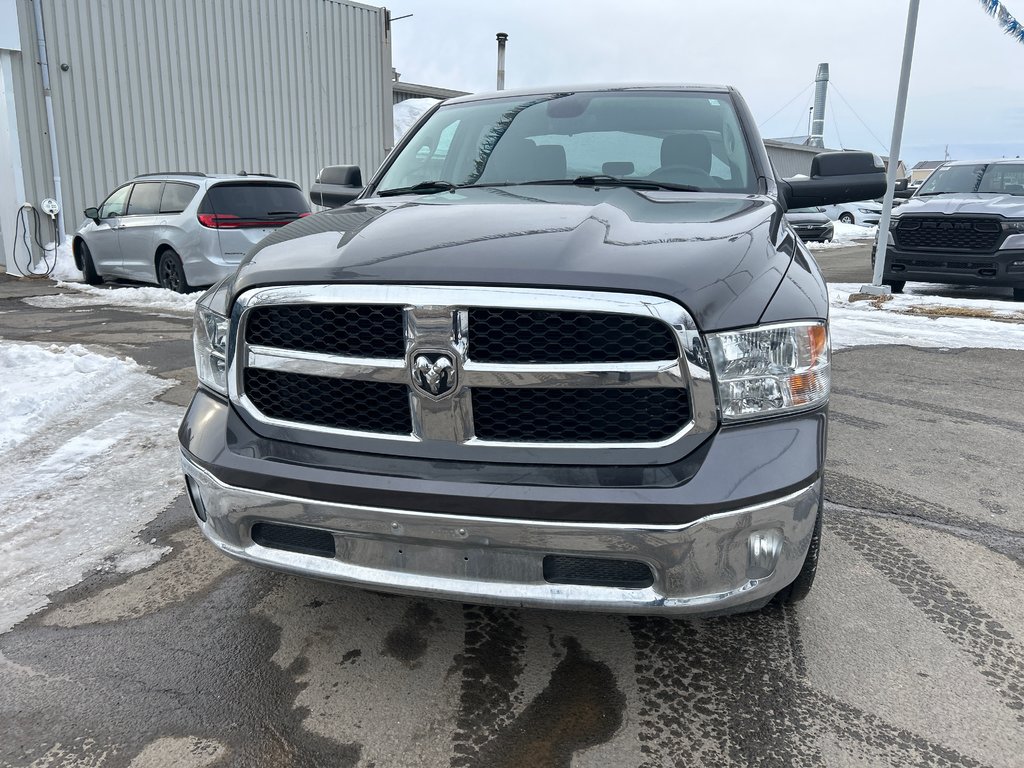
978,0,1024,44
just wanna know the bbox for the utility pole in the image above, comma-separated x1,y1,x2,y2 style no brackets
864,0,920,294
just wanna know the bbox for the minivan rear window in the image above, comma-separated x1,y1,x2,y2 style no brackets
199,183,310,224
160,182,198,214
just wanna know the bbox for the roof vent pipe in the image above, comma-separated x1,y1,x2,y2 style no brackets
496,33,508,90
809,63,829,148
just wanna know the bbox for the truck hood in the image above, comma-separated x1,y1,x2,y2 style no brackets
898,193,1024,218
231,185,793,330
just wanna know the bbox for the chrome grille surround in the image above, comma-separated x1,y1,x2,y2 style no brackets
228,285,718,465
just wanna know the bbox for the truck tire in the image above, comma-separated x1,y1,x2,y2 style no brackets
773,502,822,605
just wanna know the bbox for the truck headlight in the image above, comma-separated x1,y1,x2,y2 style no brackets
707,322,830,422
194,304,229,395
1002,220,1024,233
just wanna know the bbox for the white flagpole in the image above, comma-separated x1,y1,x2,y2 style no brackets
864,0,921,293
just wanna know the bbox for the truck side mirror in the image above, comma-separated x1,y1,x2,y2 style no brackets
310,165,363,208
779,151,887,210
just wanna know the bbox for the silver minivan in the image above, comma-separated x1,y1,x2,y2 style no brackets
73,173,310,292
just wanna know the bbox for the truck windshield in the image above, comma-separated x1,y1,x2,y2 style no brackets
376,91,758,196
917,163,1024,196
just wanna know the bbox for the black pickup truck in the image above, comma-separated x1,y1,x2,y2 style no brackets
180,84,884,615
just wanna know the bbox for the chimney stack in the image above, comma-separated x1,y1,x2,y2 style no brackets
496,33,508,90
810,63,829,148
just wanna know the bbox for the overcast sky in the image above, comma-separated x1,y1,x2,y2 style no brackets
390,0,1024,167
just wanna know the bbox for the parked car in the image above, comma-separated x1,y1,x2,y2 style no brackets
785,207,834,242
875,158,1024,298
180,84,884,616
73,173,309,293
820,200,882,225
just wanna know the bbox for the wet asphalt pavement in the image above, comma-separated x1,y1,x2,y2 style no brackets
2,247,1023,768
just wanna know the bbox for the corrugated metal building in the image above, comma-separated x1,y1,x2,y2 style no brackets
764,139,827,180
0,0,392,270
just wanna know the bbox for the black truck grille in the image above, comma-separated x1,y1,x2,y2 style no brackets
244,369,411,434
893,217,1002,252
472,388,690,442
468,308,678,363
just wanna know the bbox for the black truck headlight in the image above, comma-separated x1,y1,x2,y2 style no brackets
707,322,830,422
194,303,229,395
1001,220,1024,233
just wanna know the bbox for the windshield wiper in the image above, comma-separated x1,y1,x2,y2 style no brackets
525,175,703,192
377,180,459,197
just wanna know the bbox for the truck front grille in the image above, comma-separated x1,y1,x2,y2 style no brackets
231,286,716,463
892,217,1002,252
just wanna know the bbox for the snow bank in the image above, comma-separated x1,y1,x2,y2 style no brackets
393,98,439,143
0,342,183,634
22,282,202,314
829,282,1024,350
808,222,877,250
7,235,83,281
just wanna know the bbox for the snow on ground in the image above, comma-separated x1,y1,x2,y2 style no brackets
394,98,439,143
829,282,1024,350
22,282,202,314
808,221,877,250
0,342,184,635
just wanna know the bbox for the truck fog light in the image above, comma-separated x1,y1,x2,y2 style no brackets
185,476,208,522
747,529,783,579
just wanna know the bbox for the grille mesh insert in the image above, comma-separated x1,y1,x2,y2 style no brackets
244,369,411,434
893,218,1002,252
251,522,336,558
543,555,654,588
472,387,689,442
468,308,678,363
245,304,405,357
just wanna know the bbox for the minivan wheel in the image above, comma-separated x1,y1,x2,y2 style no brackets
78,241,103,285
839,212,855,224
772,503,822,606
157,249,193,293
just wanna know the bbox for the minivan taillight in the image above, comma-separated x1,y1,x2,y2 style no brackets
197,213,296,229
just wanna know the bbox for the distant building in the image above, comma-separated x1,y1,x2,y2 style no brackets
765,136,905,183
392,71,468,106
910,160,945,185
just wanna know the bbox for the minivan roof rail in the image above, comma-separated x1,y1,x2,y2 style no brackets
134,171,209,178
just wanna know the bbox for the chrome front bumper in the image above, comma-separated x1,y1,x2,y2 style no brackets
181,453,821,615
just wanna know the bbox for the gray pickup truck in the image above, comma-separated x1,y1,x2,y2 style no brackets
877,158,1024,298
179,84,884,615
